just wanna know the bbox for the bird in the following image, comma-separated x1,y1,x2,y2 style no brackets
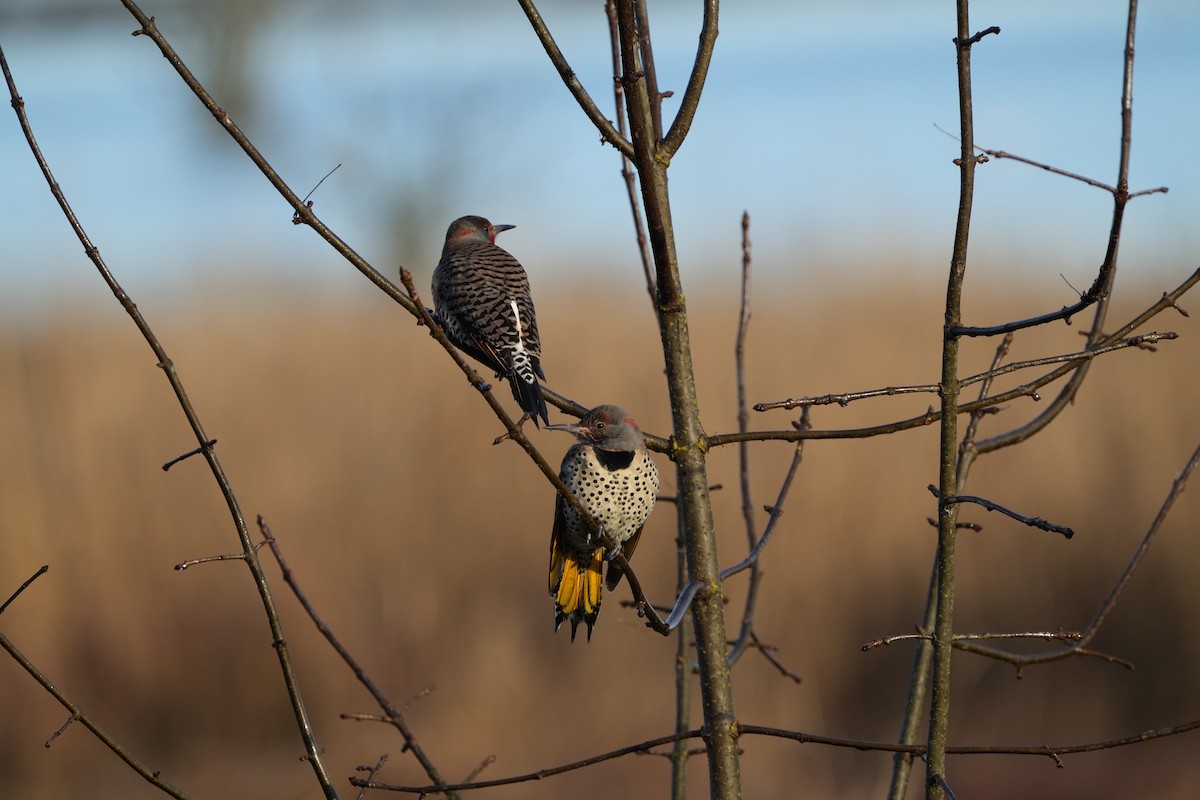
431,215,548,427
546,404,660,640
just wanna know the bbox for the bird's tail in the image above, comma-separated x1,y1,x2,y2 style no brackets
507,353,548,427
549,535,603,642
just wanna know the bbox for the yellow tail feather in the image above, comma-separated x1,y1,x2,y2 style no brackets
549,537,605,641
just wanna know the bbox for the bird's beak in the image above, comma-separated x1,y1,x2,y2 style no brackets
493,224,516,234
546,421,584,435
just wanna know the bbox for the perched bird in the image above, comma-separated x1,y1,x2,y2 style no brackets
432,215,548,426
547,405,660,640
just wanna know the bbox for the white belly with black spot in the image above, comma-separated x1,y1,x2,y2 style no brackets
559,446,660,551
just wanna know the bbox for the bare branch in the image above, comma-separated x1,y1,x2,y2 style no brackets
355,730,702,794
722,414,809,584
161,439,217,471
173,541,266,571
936,124,1165,198
515,0,633,157
929,485,1075,539
44,715,77,748
120,3,412,317
959,332,1013,457
604,1,656,303
353,755,390,800
755,331,1175,413
952,25,1001,46
713,266,1200,449
633,0,665,142
954,438,1200,670
1,565,48,616
461,755,497,785
659,0,719,159
948,6,1144,341
0,629,193,799
755,384,939,412
2,32,337,797
258,517,460,798
863,630,1084,651
748,632,803,684
728,211,765,667
353,719,1200,793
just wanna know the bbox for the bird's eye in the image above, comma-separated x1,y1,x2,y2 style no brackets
595,421,606,430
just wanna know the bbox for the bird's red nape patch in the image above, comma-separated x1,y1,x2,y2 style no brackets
626,417,638,428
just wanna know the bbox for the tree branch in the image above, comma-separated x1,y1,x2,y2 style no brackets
604,0,657,304
945,437,1200,671
930,485,1075,539
612,1,741,794
515,0,634,157
2,35,338,798
1,567,191,800
925,3,986,794
753,331,1176,413
258,517,461,799
352,719,1200,793
710,265,1199,449
660,0,719,159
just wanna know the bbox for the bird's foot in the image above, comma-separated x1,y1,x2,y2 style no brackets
607,540,624,561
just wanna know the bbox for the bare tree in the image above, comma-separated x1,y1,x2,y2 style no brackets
2,1,1198,799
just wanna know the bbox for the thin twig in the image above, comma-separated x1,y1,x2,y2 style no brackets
515,0,633,157
0,630,193,799
710,266,1200,449
121,3,413,315
948,6,1142,341
2,34,337,798
0,565,48,616
659,0,719,159
952,438,1200,671
748,632,802,684
353,755,389,800
633,0,665,142
924,3,987,793
929,485,1074,539
461,755,497,785
722,414,809,584
864,630,1083,651
161,439,216,471
259,517,461,800
173,543,262,571
727,210,767,668
754,331,1175,413
351,719,1200,794
959,333,1013,456
605,0,656,304
44,715,77,748
941,125,1168,200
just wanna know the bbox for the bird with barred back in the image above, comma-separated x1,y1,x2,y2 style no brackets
432,215,549,426
546,405,660,640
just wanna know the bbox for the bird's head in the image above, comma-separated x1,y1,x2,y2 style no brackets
444,215,515,246
547,404,645,452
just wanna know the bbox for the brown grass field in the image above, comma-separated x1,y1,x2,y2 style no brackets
2,271,1199,799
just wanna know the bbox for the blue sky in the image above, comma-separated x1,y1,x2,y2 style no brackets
2,1,1197,320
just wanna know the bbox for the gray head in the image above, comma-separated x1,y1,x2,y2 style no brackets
547,404,646,452
444,215,515,247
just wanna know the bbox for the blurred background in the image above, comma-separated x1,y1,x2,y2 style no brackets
2,1,1199,798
